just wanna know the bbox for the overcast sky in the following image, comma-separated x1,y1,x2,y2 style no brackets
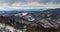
0,0,60,10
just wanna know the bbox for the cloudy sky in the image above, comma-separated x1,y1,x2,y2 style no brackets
0,0,60,10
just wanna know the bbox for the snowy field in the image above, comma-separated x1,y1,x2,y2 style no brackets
0,23,26,32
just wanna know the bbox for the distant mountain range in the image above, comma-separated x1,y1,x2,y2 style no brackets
0,8,47,15
0,8,60,28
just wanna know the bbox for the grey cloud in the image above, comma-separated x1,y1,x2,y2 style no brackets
52,0,60,4
0,0,35,6
35,0,60,4
0,0,60,4
0,0,34,3
0,0,60,7
36,0,51,3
